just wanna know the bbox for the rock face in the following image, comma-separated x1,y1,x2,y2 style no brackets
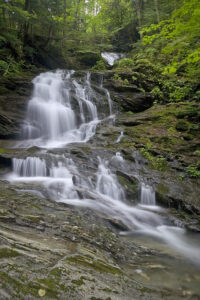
0,71,200,299
98,72,154,113
0,74,34,138
111,88,153,112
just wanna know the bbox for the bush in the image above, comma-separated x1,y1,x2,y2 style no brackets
0,60,8,75
118,58,134,68
151,86,164,100
92,60,106,71
169,86,190,102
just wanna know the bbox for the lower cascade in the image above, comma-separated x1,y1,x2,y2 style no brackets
7,70,200,266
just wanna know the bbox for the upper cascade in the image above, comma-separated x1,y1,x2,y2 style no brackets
101,52,125,66
20,70,112,148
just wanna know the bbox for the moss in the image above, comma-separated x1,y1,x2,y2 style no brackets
66,255,122,274
0,147,6,154
0,209,9,216
175,120,190,131
0,87,9,95
140,148,168,171
156,184,169,195
102,288,119,294
71,278,84,286
23,215,41,223
0,271,38,296
49,267,62,278
37,278,58,297
0,248,20,258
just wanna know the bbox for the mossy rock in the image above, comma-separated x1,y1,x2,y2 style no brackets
0,248,20,258
76,50,101,67
175,120,190,132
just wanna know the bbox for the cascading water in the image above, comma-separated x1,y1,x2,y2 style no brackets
12,157,48,177
7,70,200,265
140,183,156,205
101,52,125,66
116,131,124,143
19,70,113,148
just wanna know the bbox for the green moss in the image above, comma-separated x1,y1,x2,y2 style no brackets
0,248,20,258
0,147,6,154
23,215,41,223
156,184,169,195
72,278,84,286
37,278,58,297
175,120,190,131
0,209,9,216
0,271,38,296
49,267,62,278
66,255,122,274
140,148,168,171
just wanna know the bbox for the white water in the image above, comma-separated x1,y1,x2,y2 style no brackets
19,70,112,148
8,70,200,264
101,52,125,66
140,183,156,205
12,157,48,177
116,131,124,143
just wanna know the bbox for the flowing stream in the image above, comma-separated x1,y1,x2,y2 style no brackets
7,70,200,265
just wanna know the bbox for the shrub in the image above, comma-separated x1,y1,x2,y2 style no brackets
169,86,190,102
92,60,106,71
118,58,134,68
151,86,164,100
0,60,8,75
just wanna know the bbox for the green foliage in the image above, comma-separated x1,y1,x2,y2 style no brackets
0,60,8,75
186,151,200,178
118,58,134,68
141,0,200,79
151,86,164,100
92,60,106,71
140,148,168,171
169,86,191,102
113,73,123,81
112,73,130,84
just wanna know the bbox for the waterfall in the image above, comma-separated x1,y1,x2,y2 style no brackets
140,183,156,205
96,158,125,201
13,157,47,177
20,70,107,148
116,131,124,143
7,70,200,264
101,52,125,66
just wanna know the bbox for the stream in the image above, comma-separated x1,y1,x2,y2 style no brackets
3,70,200,298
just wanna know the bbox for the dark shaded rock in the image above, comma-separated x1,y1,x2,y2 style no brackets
116,170,139,201
111,90,153,113
76,50,101,67
0,155,12,167
0,75,33,139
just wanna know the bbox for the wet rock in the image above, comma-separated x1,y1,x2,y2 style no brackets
0,74,33,139
0,154,12,168
116,92,153,113
75,50,101,67
116,170,139,201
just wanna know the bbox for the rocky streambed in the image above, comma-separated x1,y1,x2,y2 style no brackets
0,70,200,299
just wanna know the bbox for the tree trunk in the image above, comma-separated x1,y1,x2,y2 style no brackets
154,0,160,23
63,0,66,39
134,0,143,40
23,0,31,44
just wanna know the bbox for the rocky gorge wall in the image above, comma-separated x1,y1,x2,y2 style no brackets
0,69,200,299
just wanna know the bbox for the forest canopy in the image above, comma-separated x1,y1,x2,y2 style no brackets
0,0,199,84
